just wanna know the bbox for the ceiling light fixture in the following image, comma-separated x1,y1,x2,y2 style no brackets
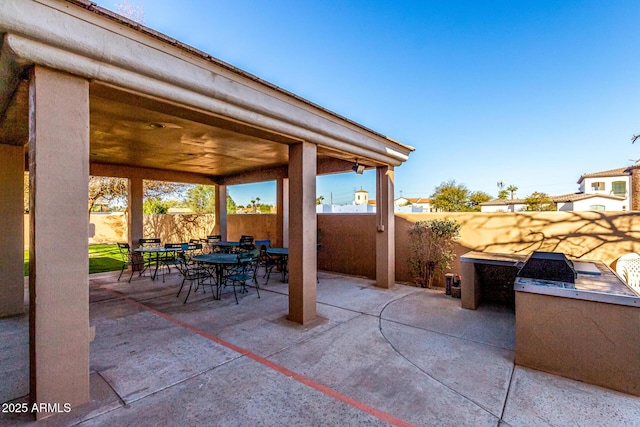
352,159,365,174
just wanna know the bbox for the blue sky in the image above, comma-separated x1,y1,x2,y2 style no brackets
99,0,640,206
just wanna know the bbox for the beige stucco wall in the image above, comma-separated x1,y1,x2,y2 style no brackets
24,213,278,246
515,291,640,396
24,211,640,282
319,212,640,286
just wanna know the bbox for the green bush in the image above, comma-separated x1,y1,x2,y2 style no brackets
407,218,461,288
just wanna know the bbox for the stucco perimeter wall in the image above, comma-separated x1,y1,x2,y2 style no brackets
24,213,277,246
227,214,277,242
515,292,640,396
318,212,640,285
318,214,377,278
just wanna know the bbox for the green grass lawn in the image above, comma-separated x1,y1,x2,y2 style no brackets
24,244,123,276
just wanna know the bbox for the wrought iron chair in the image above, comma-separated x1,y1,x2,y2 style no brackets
160,243,184,282
206,235,222,253
175,246,211,303
116,242,146,282
224,249,260,303
138,237,161,270
239,235,255,251
257,241,279,286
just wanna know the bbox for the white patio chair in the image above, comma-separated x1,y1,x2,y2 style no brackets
615,253,640,291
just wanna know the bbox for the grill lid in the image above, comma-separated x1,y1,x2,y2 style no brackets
517,251,576,284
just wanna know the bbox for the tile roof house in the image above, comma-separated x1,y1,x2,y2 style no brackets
394,196,433,212
481,166,637,212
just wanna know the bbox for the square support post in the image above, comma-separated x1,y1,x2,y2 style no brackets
375,166,395,288
128,177,143,248
28,66,90,417
214,184,227,240
0,144,25,317
275,177,285,248
288,142,316,324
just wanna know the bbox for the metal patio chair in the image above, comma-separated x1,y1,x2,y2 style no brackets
116,242,146,283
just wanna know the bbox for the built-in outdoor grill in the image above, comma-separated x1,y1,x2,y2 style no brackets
516,251,577,288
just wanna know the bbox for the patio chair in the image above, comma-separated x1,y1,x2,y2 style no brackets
616,253,640,292
138,237,161,269
116,242,146,283
224,249,260,303
175,249,212,303
138,238,161,247
188,242,204,256
239,235,255,251
206,235,222,253
258,242,279,286
160,243,185,282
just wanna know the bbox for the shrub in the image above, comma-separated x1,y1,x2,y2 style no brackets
407,218,461,288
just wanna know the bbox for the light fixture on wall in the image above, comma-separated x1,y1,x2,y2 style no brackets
352,159,365,174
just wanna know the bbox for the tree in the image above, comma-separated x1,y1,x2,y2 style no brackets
506,185,518,200
143,198,170,214
468,191,492,211
431,180,470,212
498,189,508,200
185,185,216,213
183,184,237,214
524,192,556,211
87,177,186,214
88,177,128,213
316,195,325,205
227,194,237,214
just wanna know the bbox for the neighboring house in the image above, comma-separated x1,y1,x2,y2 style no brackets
554,193,627,212
577,166,634,211
318,191,432,213
481,165,636,212
394,197,433,212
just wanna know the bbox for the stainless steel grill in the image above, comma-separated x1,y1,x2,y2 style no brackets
517,251,577,286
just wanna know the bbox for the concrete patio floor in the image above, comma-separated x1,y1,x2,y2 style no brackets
1,269,639,426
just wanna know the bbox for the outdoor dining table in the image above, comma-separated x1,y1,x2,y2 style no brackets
134,245,194,280
134,246,176,280
266,247,288,282
191,253,241,299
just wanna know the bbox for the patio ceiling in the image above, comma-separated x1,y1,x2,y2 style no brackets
0,79,385,183
0,1,415,187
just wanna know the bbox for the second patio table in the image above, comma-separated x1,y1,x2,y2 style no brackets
191,253,241,299
134,246,181,280
266,247,288,282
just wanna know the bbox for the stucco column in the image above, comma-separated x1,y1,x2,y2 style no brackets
128,177,143,247
0,144,25,317
28,66,90,417
276,177,285,247
214,184,227,240
375,166,395,288
288,142,316,324
283,178,290,248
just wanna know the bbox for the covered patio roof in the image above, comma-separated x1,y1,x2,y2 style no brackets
0,0,413,183
0,0,413,417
